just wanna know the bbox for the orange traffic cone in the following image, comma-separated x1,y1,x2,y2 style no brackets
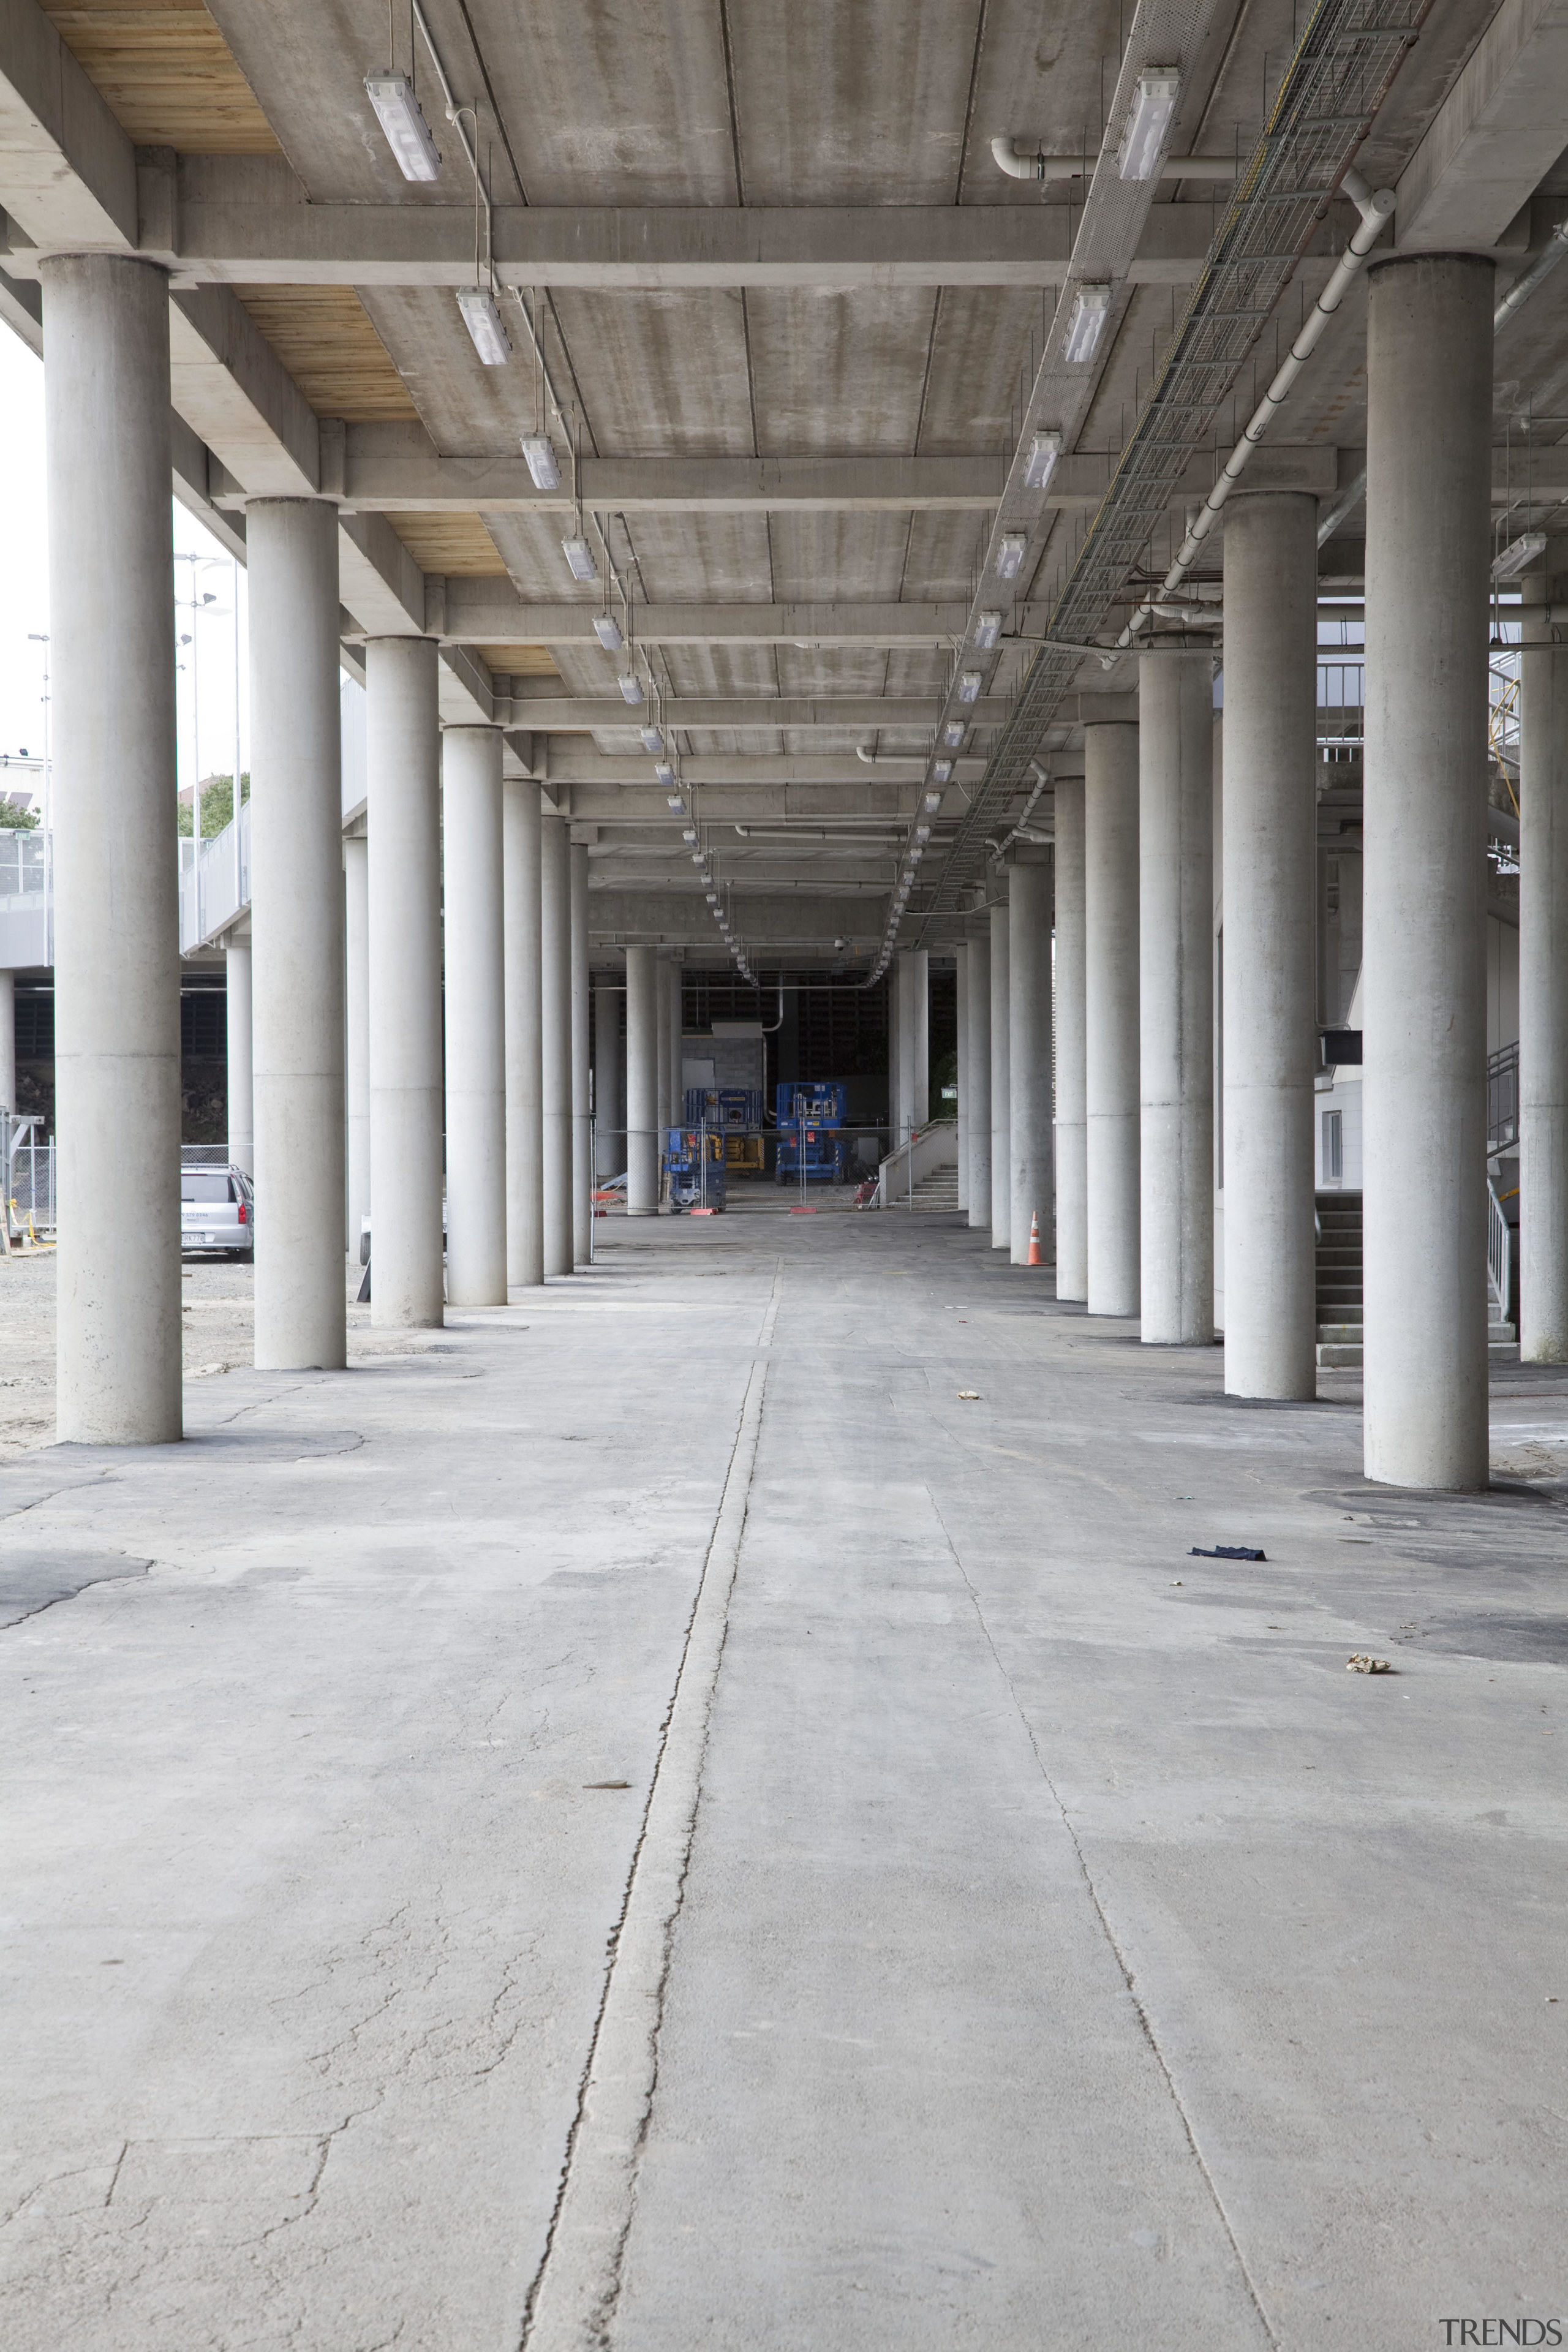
1027,1210,1042,1267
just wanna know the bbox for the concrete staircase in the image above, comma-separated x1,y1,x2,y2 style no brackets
906,1167,961,1210
1315,1189,1518,1368
1316,1191,1364,1368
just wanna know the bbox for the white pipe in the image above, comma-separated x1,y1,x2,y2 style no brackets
1109,174,1395,662
991,135,1237,182
1495,219,1568,333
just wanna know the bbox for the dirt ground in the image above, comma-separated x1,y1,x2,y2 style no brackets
0,1250,443,1455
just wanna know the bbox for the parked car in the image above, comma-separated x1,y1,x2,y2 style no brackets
180,1163,254,1259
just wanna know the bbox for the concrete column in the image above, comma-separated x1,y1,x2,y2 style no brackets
656,954,672,1137
1054,777,1088,1300
895,949,929,1140
1085,723,1140,1316
344,838,369,1253
967,932,991,1229
888,955,902,1138
570,840,591,1265
1220,494,1317,1396
911,949,929,1128
43,254,180,1441
247,500,344,1370
503,780,544,1288
1009,852,1054,1264
625,944,659,1215
541,812,573,1275
956,948,970,1210
1520,561,1568,1360
367,635,443,1328
595,981,623,1177
225,943,253,1179
668,960,685,1121
1139,652,1214,1344
1363,255,1493,1485
443,726,506,1307
989,898,1011,1248
0,968,15,1113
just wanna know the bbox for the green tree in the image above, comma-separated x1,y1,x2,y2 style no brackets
0,797,40,829
178,772,251,837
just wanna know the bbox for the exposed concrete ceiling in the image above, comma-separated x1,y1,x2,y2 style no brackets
2,0,1567,965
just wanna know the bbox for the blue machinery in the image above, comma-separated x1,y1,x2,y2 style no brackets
664,1125,727,1213
774,1082,849,1185
684,1088,766,1174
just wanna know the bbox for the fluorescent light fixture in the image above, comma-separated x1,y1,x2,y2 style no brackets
562,535,597,581
1493,530,1547,582
1023,429,1062,492
364,72,440,181
1118,69,1180,182
617,671,643,705
915,824,931,843
592,611,623,652
706,891,718,904
640,725,664,755
995,532,1028,581
456,286,511,366
924,791,942,813
655,763,677,790
522,432,563,490
682,827,698,844
691,852,705,866
932,761,952,785
974,611,1003,650
943,720,967,749
957,669,982,704
1063,284,1112,364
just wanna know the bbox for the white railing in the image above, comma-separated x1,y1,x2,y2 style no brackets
179,800,251,954
875,1118,959,1208
0,827,50,967
1487,1175,1512,1322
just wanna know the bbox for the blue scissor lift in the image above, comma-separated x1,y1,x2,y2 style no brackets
773,1082,849,1184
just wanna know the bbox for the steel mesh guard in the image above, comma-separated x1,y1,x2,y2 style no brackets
919,0,1430,937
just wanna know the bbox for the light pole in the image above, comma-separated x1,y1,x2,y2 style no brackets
26,633,48,961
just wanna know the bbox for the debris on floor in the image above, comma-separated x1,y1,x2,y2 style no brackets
957,1390,982,1400
1189,1545,1267,1561
1346,1654,1393,1674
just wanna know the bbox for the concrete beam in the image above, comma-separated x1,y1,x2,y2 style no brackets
587,891,890,944
218,429,1369,519
167,285,318,497
443,590,981,649
532,746,987,785
0,0,137,251
502,693,1009,733
159,160,1221,289
570,784,925,822
1396,0,1568,251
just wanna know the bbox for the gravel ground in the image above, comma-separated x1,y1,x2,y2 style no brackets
0,1250,445,1455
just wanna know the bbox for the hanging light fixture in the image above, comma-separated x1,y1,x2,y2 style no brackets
1117,69,1180,183
561,535,597,582
522,431,562,489
974,611,1003,650
957,670,982,704
364,72,441,181
1063,284,1112,364
995,532,1028,581
1022,430,1062,492
592,610,622,652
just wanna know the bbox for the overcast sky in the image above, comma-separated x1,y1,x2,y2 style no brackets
0,322,248,809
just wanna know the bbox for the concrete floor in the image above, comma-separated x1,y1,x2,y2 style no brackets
2,1210,1566,2349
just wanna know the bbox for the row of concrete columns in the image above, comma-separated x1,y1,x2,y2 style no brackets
43,251,603,1446
947,251,1565,1491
